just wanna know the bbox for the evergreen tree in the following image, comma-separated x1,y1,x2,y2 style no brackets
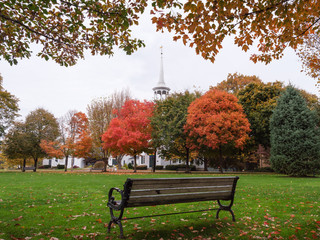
270,86,320,176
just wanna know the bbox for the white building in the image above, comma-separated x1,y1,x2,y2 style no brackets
43,157,86,168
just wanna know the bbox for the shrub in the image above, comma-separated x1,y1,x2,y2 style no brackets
93,161,105,169
253,167,274,172
165,164,196,171
73,165,79,169
155,165,164,170
38,165,51,169
122,163,128,170
57,164,65,169
136,165,147,170
128,162,133,169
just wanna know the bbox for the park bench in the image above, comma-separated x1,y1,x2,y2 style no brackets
107,176,239,238
90,167,104,172
176,167,187,172
24,166,35,171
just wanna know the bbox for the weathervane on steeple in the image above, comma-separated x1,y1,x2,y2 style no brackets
153,46,170,100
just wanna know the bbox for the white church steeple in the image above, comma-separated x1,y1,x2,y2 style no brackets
153,46,170,100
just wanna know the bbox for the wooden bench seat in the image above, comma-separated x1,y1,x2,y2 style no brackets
107,176,239,238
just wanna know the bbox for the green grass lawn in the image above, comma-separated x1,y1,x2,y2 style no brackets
0,172,319,239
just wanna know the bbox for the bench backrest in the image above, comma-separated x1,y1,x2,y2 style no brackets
123,177,239,208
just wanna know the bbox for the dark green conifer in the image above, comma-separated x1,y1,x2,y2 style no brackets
270,86,320,176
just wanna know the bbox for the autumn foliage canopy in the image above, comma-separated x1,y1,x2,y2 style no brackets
1,1,319,80
185,89,251,151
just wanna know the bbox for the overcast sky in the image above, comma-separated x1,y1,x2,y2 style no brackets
0,13,318,120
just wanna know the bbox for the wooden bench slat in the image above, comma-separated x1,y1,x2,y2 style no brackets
129,185,233,196
130,177,236,185
131,181,234,190
126,191,232,207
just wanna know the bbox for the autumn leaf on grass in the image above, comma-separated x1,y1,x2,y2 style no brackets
10,236,25,240
13,216,23,221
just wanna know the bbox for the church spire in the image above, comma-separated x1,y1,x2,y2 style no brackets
153,46,170,100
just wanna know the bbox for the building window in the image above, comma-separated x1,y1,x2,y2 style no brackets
141,156,145,165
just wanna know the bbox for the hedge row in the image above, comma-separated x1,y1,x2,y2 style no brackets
165,164,196,171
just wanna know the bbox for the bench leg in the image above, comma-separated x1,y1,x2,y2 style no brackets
108,219,124,238
118,220,124,239
107,220,113,233
216,200,236,222
108,207,125,238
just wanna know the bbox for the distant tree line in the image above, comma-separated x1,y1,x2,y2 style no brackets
1,72,320,176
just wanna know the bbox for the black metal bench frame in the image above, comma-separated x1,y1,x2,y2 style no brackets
107,176,239,238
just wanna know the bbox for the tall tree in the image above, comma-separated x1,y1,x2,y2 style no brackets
270,86,320,176
102,100,154,173
215,73,262,96
185,89,251,173
2,121,32,171
1,1,319,80
87,89,131,169
41,111,92,171
151,91,199,170
237,81,285,149
24,108,60,171
71,112,92,160
0,74,19,138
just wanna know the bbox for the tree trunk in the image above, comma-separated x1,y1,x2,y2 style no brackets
65,155,69,172
219,145,224,174
186,147,190,172
102,157,108,172
204,158,208,171
133,154,137,173
33,158,37,172
152,150,157,173
71,156,74,171
117,156,122,169
22,158,26,172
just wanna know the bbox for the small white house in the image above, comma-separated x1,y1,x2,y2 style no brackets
42,157,86,168
119,152,204,169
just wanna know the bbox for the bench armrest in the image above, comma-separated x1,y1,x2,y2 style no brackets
107,187,125,211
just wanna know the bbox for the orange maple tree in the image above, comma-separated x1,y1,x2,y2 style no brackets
101,100,154,172
185,89,251,173
70,112,93,158
40,111,92,171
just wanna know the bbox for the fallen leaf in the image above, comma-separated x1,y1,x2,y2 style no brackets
13,216,23,221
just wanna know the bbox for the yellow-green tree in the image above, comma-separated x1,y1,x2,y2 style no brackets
0,74,19,137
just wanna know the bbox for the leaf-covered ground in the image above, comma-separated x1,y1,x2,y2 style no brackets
0,172,319,239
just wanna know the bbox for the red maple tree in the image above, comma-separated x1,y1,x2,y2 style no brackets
185,89,251,172
101,100,154,172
